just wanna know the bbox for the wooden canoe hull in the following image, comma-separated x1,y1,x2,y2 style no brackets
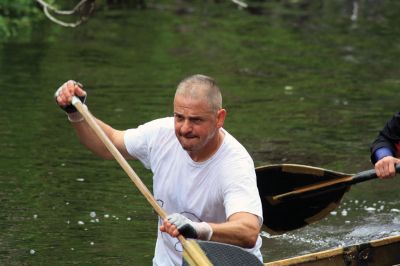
264,234,400,266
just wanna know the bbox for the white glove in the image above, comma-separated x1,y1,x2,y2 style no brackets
167,213,213,241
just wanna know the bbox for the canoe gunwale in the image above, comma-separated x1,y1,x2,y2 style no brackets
264,234,400,266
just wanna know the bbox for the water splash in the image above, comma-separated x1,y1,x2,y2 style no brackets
262,198,400,257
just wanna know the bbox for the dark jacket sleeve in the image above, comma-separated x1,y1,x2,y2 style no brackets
370,112,400,164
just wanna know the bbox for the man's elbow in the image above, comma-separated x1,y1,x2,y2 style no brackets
102,153,115,160
242,234,259,248
95,149,135,161
232,214,261,248
88,148,114,160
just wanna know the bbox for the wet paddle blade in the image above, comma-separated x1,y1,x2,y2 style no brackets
256,164,351,234
181,238,213,266
182,240,263,266
256,163,400,233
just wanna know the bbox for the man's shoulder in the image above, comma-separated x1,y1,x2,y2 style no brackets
222,130,252,158
146,117,174,128
216,130,255,173
138,117,175,141
125,117,174,142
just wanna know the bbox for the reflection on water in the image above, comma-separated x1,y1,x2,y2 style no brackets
1,1,400,264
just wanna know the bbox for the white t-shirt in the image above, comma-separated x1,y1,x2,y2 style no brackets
124,117,263,266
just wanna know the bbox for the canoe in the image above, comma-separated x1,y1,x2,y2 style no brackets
264,234,400,266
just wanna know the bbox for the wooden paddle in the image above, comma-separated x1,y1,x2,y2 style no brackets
256,163,400,235
71,96,263,266
71,97,211,265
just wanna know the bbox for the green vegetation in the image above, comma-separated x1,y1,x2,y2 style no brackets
0,0,148,40
0,0,44,39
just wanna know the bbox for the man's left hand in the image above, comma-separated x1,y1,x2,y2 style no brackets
160,213,213,240
375,156,400,179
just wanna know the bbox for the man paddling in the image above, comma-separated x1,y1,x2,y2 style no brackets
55,75,263,265
370,112,400,179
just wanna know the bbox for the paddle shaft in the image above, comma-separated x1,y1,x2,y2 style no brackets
71,97,212,266
273,164,400,201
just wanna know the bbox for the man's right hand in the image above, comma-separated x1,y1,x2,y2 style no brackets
374,156,400,179
55,80,87,113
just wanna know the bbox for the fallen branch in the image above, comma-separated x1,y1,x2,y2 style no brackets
35,0,95,27
231,0,248,8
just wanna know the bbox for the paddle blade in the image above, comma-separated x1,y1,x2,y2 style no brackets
182,240,263,266
256,164,351,234
182,239,213,266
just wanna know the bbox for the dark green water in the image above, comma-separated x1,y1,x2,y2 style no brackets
1,1,400,264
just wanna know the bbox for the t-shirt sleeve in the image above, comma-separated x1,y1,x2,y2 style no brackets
222,159,263,225
124,117,174,171
124,119,166,169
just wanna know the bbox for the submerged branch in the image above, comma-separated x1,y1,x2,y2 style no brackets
35,0,95,27
35,0,246,27
231,0,248,8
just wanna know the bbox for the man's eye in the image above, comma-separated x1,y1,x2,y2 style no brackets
175,115,184,121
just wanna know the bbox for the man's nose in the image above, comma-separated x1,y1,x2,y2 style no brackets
180,119,192,134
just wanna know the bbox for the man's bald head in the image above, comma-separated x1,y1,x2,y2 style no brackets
175,74,222,112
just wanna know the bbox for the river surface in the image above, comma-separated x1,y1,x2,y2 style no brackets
1,1,400,265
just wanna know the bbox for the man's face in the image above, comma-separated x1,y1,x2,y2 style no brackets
173,95,223,159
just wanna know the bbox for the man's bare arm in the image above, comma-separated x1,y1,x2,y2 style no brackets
55,80,135,160
160,212,261,248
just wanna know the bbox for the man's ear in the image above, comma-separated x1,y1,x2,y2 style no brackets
216,108,227,128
